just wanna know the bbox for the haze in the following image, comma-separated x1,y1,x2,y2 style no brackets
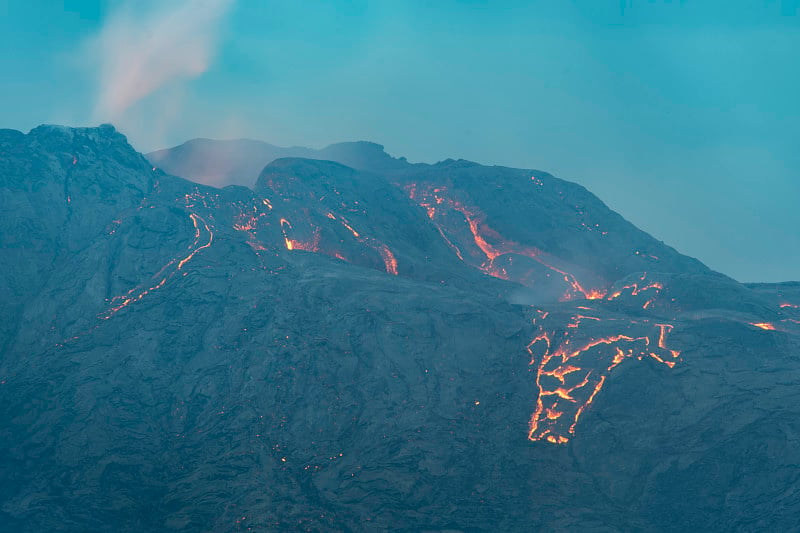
1,0,798,282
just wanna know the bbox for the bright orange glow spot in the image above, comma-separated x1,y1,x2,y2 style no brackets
750,322,776,331
377,245,399,275
545,407,562,419
279,217,320,252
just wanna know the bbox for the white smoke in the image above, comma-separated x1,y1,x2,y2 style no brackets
88,0,233,121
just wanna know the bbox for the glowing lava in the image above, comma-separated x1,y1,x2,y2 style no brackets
280,213,398,275
527,313,681,444
178,214,214,269
279,218,320,252
101,211,214,319
750,322,776,331
231,200,273,254
607,279,663,300
377,244,399,275
328,212,399,276
605,274,666,310
406,183,604,300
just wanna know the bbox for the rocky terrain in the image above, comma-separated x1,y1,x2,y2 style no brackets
1,125,799,531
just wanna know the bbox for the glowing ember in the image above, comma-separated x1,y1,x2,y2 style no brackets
750,322,776,331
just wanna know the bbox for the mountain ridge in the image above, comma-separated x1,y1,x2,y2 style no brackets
2,124,799,531
146,137,410,188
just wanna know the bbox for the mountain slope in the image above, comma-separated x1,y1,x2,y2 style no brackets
2,125,799,531
150,138,720,301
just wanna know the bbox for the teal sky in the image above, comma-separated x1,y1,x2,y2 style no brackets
1,1,798,282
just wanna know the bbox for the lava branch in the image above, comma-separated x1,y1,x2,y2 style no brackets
232,198,273,253
527,314,681,444
279,213,399,276
326,212,398,275
178,213,214,269
406,183,604,300
606,274,665,309
100,212,214,319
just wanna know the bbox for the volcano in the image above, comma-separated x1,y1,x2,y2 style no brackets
1,125,799,531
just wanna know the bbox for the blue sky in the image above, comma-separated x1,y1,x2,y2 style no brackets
1,1,798,282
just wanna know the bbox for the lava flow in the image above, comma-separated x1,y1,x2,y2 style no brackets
100,212,214,319
326,212,398,275
606,273,664,309
406,183,603,300
279,212,399,276
279,218,320,252
527,313,681,444
232,199,273,253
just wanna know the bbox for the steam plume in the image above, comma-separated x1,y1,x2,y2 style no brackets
89,0,233,121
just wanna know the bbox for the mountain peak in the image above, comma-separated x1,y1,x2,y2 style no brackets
0,123,152,195
317,140,408,171
29,123,125,143
146,137,410,188
20,124,144,167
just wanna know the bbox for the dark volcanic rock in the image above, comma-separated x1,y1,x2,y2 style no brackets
2,125,799,532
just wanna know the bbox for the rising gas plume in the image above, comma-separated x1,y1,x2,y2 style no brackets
87,0,233,121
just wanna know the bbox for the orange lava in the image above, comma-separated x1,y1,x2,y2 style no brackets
406,183,605,300
527,314,681,444
279,218,320,252
178,214,214,269
606,280,663,300
377,244,399,275
325,212,399,276
101,211,214,319
750,322,776,331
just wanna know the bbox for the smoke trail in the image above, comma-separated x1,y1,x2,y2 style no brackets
88,0,234,121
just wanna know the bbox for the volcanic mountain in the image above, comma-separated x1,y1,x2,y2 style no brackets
1,125,799,531
146,138,409,189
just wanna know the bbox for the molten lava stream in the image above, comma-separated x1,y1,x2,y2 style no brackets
279,217,320,252
527,314,681,444
406,183,603,300
280,213,399,276
101,212,214,319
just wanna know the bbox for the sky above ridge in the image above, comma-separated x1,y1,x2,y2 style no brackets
1,0,799,282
